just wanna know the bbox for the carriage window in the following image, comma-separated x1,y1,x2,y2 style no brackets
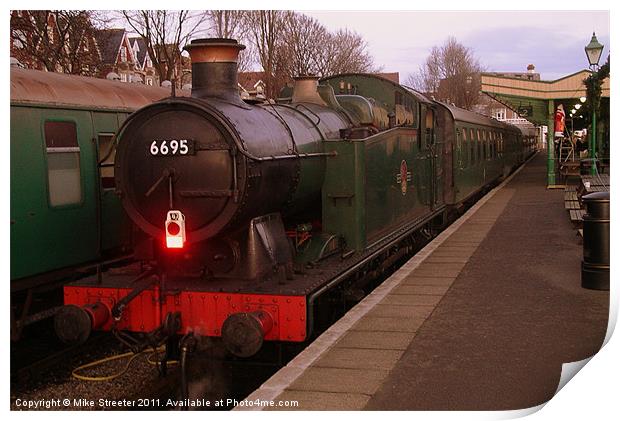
98,134,116,189
461,128,467,165
470,128,475,164
44,121,82,207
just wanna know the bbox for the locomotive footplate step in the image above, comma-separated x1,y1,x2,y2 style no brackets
239,152,609,411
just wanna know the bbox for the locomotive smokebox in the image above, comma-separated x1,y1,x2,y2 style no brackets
184,38,245,103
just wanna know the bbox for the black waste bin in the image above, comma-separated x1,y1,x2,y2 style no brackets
581,191,610,290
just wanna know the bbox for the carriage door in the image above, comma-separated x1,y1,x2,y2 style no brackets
92,112,130,255
424,108,442,209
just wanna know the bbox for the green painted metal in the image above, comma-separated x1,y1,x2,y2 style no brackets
590,101,597,175
363,128,431,244
321,127,437,252
10,104,132,282
482,92,549,126
321,140,367,251
321,73,421,129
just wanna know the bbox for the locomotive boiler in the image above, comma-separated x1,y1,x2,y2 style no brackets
55,37,529,358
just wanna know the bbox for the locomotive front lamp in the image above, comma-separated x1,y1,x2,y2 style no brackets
585,32,604,69
165,210,186,249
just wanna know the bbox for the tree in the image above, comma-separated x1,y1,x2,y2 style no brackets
281,12,328,78
243,10,290,98
314,29,378,77
239,11,379,97
121,10,206,85
10,10,103,76
406,37,483,110
206,10,247,39
317,29,381,76
205,10,254,72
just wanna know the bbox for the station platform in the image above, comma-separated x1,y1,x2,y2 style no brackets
238,152,610,411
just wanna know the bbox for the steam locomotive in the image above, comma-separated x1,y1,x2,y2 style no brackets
55,38,533,358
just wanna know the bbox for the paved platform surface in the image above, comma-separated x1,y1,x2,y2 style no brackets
239,153,609,411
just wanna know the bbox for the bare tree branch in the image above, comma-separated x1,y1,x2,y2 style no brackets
120,10,206,85
412,37,484,110
11,10,102,75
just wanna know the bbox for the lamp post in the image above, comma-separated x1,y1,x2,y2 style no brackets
584,32,604,175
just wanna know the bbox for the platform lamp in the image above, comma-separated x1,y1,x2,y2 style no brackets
584,32,604,175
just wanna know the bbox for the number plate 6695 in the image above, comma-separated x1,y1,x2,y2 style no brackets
149,139,194,156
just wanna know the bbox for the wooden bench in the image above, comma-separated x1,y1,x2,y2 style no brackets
564,190,578,201
569,209,587,223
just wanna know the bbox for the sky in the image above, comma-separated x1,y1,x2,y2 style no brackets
107,7,609,83
302,10,610,82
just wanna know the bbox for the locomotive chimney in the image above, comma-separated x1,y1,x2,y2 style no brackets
291,75,327,106
184,38,245,103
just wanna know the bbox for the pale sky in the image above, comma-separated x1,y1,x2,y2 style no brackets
302,10,610,82
16,3,611,83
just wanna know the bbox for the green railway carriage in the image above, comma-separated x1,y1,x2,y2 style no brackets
10,68,175,289
434,102,524,205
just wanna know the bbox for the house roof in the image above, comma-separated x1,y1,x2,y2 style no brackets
238,71,266,91
130,37,148,66
94,28,126,65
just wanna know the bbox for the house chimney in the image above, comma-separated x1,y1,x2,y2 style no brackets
184,38,245,103
291,76,327,106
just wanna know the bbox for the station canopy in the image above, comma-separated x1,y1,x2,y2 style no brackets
480,70,610,127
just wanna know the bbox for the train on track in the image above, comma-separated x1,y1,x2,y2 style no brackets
10,68,179,339
55,38,535,358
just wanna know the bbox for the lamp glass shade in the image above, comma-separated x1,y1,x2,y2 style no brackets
585,32,604,66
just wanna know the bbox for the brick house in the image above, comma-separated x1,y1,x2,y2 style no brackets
238,71,268,99
130,37,157,86
94,28,138,82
